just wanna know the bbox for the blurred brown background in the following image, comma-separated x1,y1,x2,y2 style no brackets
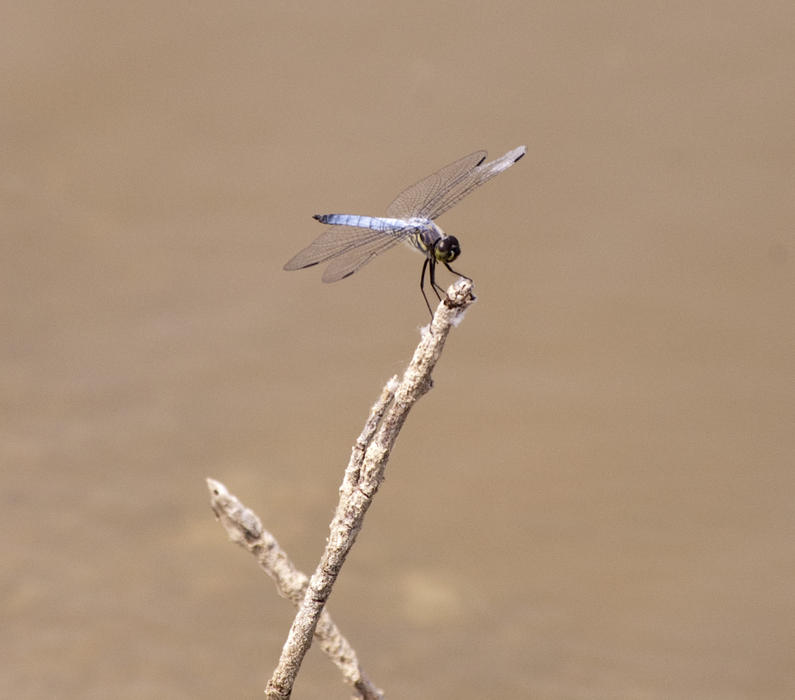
2,2,793,698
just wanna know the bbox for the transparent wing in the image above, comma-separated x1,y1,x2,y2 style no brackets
387,146,526,221
386,151,486,219
283,223,412,282
321,229,408,282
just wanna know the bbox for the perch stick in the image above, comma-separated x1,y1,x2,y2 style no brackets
265,278,476,699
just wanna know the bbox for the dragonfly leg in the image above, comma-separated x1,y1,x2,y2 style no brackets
428,257,445,301
420,258,434,317
443,262,472,282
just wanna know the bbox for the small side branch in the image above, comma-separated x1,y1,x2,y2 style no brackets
266,279,476,699
207,479,384,700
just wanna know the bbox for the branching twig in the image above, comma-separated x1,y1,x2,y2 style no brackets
207,478,384,700
208,280,475,697
265,278,476,699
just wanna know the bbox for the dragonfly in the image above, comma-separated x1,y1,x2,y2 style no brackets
284,145,526,316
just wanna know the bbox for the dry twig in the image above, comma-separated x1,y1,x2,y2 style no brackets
207,478,384,699
209,278,475,698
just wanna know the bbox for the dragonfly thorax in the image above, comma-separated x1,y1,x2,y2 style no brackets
408,219,460,263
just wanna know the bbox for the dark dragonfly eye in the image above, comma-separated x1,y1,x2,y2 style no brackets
435,236,461,263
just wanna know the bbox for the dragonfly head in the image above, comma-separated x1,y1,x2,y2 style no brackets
434,235,461,263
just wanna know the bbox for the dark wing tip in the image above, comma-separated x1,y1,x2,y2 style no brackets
513,151,526,163
283,260,320,271
312,214,323,221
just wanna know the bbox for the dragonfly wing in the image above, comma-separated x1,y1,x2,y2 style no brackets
283,225,384,270
386,151,487,219
388,146,526,221
422,146,526,220
284,222,411,282
321,229,408,282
